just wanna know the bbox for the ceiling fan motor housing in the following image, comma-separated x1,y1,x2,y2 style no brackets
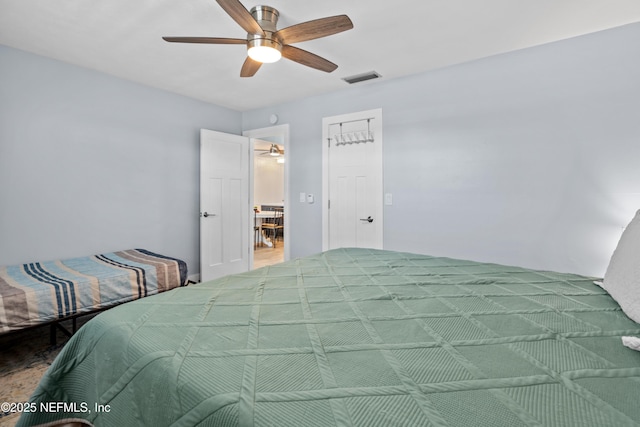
248,5,282,56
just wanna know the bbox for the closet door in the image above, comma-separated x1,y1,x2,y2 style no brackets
323,109,383,250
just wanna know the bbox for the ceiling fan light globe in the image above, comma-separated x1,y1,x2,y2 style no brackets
248,45,282,63
247,36,282,63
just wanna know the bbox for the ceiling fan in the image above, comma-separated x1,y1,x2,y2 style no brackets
163,0,353,77
255,144,283,156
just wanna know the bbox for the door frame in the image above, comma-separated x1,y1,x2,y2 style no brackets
322,108,383,251
243,124,290,266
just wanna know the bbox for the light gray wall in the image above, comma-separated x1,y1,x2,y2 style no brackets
253,154,284,207
243,23,640,277
0,45,241,274
3,22,639,279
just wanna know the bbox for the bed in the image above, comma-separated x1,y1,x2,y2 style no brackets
17,232,640,426
0,249,188,335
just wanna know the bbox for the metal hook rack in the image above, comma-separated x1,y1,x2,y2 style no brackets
333,119,374,146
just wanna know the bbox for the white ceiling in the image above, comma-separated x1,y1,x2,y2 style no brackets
2,0,640,112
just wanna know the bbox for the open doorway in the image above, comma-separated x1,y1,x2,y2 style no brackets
253,138,284,268
243,125,290,269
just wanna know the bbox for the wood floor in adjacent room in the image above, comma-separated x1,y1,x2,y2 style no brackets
253,242,284,269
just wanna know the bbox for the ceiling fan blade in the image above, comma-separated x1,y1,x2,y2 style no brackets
240,56,262,77
275,15,353,45
281,45,338,73
162,37,247,45
215,0,264,36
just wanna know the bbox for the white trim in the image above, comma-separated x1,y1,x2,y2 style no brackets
322,108,383,251
243,124,290,264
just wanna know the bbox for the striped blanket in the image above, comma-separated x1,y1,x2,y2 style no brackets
0,249,187,333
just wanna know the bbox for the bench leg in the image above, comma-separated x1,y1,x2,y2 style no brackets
50,320,75,346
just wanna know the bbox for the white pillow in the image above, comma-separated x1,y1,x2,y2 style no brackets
622,336,640,351
603,209,640,323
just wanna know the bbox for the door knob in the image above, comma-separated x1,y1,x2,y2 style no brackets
202,212,216,218
360,216,374,223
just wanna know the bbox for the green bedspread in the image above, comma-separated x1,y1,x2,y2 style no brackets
18,248,640,426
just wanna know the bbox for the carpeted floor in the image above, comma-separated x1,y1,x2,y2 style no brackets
0,316,94,426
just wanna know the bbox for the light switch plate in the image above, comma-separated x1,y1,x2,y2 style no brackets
385,193,393,205
299,192,306,203
307,194,314,204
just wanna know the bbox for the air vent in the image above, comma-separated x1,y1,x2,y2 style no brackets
342,71,381,84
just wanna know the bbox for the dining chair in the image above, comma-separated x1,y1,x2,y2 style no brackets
262,207,284,248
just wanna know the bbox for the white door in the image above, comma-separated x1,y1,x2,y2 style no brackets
200,129,250,282
322,109,383,250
